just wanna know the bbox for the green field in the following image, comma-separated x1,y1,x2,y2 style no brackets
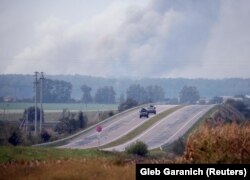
0,146,111,163
0,102,118,111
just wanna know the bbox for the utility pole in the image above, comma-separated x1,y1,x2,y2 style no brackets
39,72,44,133
34,72,39,136
25,111,28,131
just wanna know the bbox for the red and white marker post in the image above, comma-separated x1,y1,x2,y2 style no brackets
96,125,102,146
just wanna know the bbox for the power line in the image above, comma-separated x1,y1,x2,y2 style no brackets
40,72,45,133
34,71,39,136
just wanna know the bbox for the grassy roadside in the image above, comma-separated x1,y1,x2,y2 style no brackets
99,106,184,149
0,146,113,164
0,158,135,180
0,146,135,180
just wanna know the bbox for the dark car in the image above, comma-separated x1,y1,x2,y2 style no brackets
140,108,149,118
147,105,156,114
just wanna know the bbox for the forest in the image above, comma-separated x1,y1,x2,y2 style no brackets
0,74,250,101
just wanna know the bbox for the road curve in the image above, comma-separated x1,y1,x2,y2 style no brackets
105,105,214,151
60,105,176,149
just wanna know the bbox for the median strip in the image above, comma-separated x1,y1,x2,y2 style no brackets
99,106,184,149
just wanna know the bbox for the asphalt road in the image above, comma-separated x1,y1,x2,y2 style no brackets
60,105,176,149
105,105,214,151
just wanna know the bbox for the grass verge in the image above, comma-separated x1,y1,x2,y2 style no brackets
99,106,183,149
0,146,135,180
0,158,135,180
0,146,113,164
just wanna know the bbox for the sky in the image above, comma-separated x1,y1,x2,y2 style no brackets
0,0,250,79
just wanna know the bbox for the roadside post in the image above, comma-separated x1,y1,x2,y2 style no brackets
96,125,102,147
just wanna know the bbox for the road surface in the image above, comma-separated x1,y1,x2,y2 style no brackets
105,105,214,151
60,105,176,149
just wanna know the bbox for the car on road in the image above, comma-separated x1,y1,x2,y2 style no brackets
147,105,156,114
140,108,149,118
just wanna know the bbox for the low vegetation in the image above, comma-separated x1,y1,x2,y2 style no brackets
0,146,110,163
125,141,148,157
1,120,250,179
182,122,250,163
225,98,250,119
54,110,88,134
0,158,135,180
0,107,117,147
0,146,134,180
2,158,135,180
176,101,250,163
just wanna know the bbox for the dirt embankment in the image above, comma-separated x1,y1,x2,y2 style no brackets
209,104,246,124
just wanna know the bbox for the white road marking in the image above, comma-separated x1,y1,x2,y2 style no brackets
61,105,172,148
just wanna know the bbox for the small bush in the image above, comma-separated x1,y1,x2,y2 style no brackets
8,130,23,146
125,141,148,157
172,138,185,155
78,111,88,129
55,110,88,134
40,130,51,142
108,111,114,117
23,106,44,124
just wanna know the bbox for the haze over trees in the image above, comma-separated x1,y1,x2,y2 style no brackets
126,84,147,104
80,85,93,105
39,79,72,103
126,84,165,104
94,86,116,104
118,98,138,112
117,84,165,112
179,85,200,104
226,99,250,119
1,75,250,102
146,85,165,102
119,93,125,104
209,96,223,104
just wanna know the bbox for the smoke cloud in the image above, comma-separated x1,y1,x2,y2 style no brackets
1,0,250,78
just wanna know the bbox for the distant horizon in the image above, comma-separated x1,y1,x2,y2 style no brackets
1,74,250,99
1,73,250,81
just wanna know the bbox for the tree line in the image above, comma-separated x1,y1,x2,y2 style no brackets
81,84,166,105
0,75,202,105
0,75,167,104
1,75,250,100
